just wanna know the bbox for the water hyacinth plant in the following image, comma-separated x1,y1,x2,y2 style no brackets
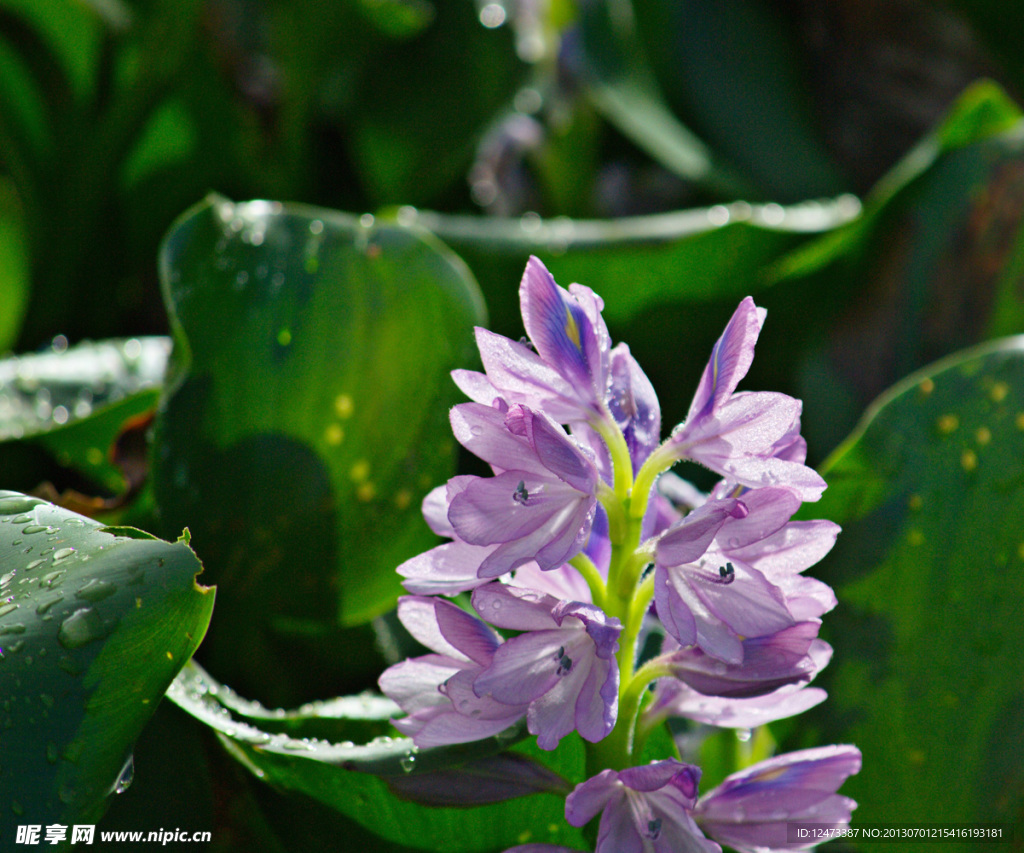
380,256,860,851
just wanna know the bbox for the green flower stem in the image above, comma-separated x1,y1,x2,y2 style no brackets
630,441,681,520
597,482,628,547
570,552,607,611
593,412,633,503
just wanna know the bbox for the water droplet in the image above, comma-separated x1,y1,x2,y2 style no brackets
52,547,75,562
0,603,18,618
0,496,41,515
36,592,63,615
113,754,135,794
479,2,506,27
707,205,730,226
21,525,49,535
736,727,752,742
58,608,105,649
10,515,33,524
0,623,26,636
76,579,116,603
400,754,417,773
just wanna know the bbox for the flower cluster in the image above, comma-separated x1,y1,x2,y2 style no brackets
380,257,859,851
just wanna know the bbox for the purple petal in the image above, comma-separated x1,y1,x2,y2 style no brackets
651,679,828,728
695,744,861,822
405,705,525,748
450,403,545,475
421,485,455,537
473,629,567,705
608,343,662,470
716,488,801,552
570,655,617,743
472,583,560,631
511,562,595,603
653,565,698,650
688,297,765,421
473,328,586,424
529,658,595,750
683,560,796,650
387,753,566,808
448,471,571,546
596,799,645,853
772,572,838,620
450,367,502,407
667,622,823,698
655,500,742,568
552,600,622,660
520,256,610,409
398,540,496,595
517,407,597,493
441,668,528,721
378,654,461,712
729,519,840,574
397,597,469,660
502,847,583,853
434,597,502,666
565,769,621,827
618,759,700,798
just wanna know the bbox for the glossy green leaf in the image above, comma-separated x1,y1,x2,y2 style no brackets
776,80,1024,453
408,195,862,325
790,337,1024,847
167,659,586,852
0,337,168,495
152,196,485,701
0,492,213,830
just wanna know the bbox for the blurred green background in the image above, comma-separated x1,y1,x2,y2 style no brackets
2,0,1023,850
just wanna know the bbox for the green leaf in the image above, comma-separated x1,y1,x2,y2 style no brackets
0,492,213,829
574,0,754,198
790,337,1024,848
152,196,485,701
407,195,862,324
628,0,846,201
0,337,168,494
0,175,30,352
167,660,587,852
774,80,1024,452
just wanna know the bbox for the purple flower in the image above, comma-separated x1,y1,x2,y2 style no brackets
606,343,661,470
652,493,801,664
378,597,526,747
693,746,861,852
447,403,599,577
663,621,832,699
471,583,621,750
566,759,721,853
453,256,613,426
647,678,828,730
659,299,826,501
397,484,524,595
